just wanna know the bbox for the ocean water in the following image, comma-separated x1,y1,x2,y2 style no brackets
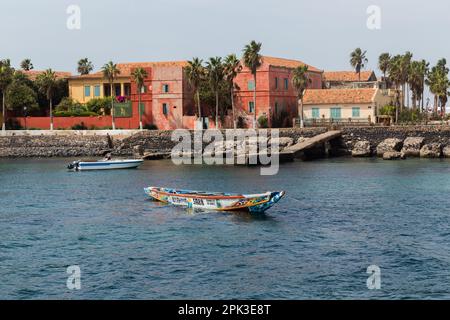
1,158,450,299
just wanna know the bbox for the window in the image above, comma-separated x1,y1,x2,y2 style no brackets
124,83,131,96
274,77,278,89
330,107,341,119
312,108,320,119
284,78,289,90
247,80,255,90
274,102,278,114
162,84,169,93
352,107,360,118
248,101,255,113
94,85,101,97
84,86,91,97
162,103,169,115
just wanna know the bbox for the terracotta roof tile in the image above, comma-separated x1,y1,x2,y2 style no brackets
303,88,377,105
23,70,72,80
262,56,322,73
323,70,375,82
70,61,188,79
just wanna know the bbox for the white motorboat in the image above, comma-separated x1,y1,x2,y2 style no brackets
67,159,144,171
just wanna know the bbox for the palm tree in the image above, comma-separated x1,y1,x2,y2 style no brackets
350,48,368,81
224,54,242,129
131,67,148,130
378,53,390,83
206,57,225,128
78,58,94,75
185,58,205,125
292,65,311,128
387,55,403,122
36,69,57,130
400,52,413,108
0,59,14,132
20,59,33,71
408,60,428,110
243,40,262,128
102,61,120,130
427,59,450,117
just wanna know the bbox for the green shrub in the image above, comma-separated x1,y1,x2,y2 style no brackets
398,109,425,123
143,123,158,130
71,122,88,130
86,97,113,114
379,105,396,117
257,115,268,128
54,110,98,117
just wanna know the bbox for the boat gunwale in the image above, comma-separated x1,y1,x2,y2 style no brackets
147,187,270,200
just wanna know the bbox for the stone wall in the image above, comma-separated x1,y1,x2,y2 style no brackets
2,126,450,158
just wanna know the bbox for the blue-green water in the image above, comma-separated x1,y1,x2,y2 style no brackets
1,158,450,299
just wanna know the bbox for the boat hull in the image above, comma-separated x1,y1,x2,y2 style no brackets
69,159,144,171
144,187,285,213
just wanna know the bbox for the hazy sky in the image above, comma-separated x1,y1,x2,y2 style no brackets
2,0,450,76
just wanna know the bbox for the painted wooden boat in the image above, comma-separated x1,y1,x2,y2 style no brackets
144,187,285,213
68,159,143,171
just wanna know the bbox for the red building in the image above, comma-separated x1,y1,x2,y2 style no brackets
233,56,323,127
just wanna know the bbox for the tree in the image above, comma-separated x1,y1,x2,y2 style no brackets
243,40,262,128
0,59,14,131
185,58,205,124
206,57,225,128
131,67,148,130
36,69,57,130
350,48,368,81
5,79,38,113
400,52,413,108
378,53,390,83
408,60,428,110
20,59,34,71
78,58,94,75
387,55,403,122
292,65,311,128
224,54,241,129
102,61,120,130
426,59,450,116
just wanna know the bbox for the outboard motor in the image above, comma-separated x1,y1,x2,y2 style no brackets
67,161,80,171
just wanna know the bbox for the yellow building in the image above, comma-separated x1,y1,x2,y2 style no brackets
68,69,131,103
302,88,394,124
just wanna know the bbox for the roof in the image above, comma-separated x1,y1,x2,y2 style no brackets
323,70,376,82
303,88,377,105
70,61,188,79
262,56,322,73
23,70,72,80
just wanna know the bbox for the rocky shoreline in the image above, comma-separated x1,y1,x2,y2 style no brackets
2,126,450,160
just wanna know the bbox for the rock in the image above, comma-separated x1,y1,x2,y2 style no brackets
383,151,404,160
269,137,294,148
401,137,424,157
443,145,450,158
420,143,442,158
351,140,371,157
132,145,144,157
376,138,403,156
296,136,310,144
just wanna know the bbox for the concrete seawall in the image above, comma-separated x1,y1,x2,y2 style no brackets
2,126,450,158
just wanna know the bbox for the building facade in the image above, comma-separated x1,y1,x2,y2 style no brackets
302,88,394,124
234,56,323,127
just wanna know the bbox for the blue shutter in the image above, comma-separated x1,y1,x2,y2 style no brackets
352,107,360,118
94,85,100,97
312,108,320,119
84,86,91,97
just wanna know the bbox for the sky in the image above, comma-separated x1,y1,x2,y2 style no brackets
2,0,450,79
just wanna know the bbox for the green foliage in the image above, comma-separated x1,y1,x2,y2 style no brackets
71,122,88,130
199,79,231,117
258,115,268,128
5,79,38,112
86,97,113,114
379,105,396,117
5,118,22,130
54,110,97,117
143,123,158,130
398,109,425,123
